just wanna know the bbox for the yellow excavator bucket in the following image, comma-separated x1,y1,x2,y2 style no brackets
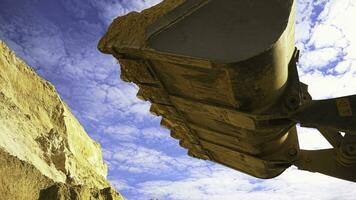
99,0,356,182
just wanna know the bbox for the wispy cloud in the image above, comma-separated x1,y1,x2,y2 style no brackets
134,166,356,200
104,143,206,175
296,0,356,102
91,0,162,25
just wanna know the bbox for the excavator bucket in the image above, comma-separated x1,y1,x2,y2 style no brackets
99,0,356,182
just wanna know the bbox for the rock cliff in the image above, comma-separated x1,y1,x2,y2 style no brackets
0,40,124,200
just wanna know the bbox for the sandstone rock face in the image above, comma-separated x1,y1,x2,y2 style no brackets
39,183,122,200
0,149,54,200
0,41,124,200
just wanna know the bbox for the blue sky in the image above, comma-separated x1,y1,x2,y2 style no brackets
1,0,356,199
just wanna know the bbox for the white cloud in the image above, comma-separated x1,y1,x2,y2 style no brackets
299,47,342,70
126,102,152,120
296,0,314,46
106,143,179,173
299,70,356,99
104,125,140,141
297,0,356,76
319,0,356,60
106,84,141,108
295,0,356,104
104,143,207,175
334,60,352,74
101,124,172,145
133,166,356,200
110,179,135,192
92,0,162,25
308,24,348,49
142,127,166,138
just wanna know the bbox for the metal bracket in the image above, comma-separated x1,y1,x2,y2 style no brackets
294,128,356,181
294,149,356,182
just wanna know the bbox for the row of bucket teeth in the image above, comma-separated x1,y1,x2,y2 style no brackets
118,59,211,160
